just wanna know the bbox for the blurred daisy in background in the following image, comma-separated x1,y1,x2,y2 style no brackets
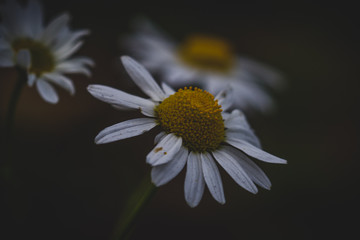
122,18,285,114
88,56,287,207
0,0,94,104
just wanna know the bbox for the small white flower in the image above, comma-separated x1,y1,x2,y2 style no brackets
122,18,285,114
88,56,287,207
0,0,94,104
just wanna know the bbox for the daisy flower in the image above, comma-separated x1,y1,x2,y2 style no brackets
122,18,284,114
87,56,287,207
0,0,94,103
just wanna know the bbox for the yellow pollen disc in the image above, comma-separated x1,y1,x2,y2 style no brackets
155,87,225,152
177,35,235,73
12,38,56,76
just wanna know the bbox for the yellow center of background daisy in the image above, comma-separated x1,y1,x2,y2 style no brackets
177,35,235,73
155,87,225,152
12,38,56,76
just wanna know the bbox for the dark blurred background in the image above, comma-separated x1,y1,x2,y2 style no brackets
1,0,359,239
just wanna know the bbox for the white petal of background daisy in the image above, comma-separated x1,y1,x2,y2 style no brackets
122,18,285,114
88,56,287,207
0,0,94,104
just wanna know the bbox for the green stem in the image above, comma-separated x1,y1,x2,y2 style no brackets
112,173,157,240
2,67,26,167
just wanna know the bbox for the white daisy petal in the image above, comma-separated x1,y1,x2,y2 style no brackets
215,88,232,112
55,40,84,61
237,57,284,89
44,73,75,95
151,146,188,186
224,109,261,148
111,104,131,111
201,152,225,204
230,81,275,113
223,146,271,190
55,56,93,77
226,129,261,149
146,133,182,166
95,118,157,144
16,49,31,69
41,13,70,44
154,131,166,145
184,152,205,208
36,79,59,104
53,29,89,53
27,73,36,87
161,82,175,96
226,138,287,164
162,64,198,86
212,148,258,194
55,63,92,77
224,109,251,130
64,56,95,67
121,56,166,101
87,84,156,117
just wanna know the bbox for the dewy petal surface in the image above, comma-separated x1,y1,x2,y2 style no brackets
121,56,166,101
95,118,157,144
151,146,189,186
184,152,205,208
201,152,225,204
87,84,156,117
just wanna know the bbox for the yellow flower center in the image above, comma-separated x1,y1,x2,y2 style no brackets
155,87,225,152
12,38,56,76
177,35,235,73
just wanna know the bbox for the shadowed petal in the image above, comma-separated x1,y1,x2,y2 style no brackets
184,152,205,208
154,131,166,145
151,146,188,186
